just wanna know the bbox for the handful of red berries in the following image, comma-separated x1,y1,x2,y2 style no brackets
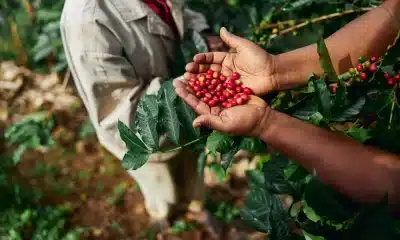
187,70,254,108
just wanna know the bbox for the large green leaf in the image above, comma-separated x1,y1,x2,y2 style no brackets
135,105,159,151
311,76,332,118
317,37,338,82
269,195,291,240
206,132,234,154
117,120,149,152
121,151,150,170
303,177,351,222
240,186,272,233
331,96,366,122
159,81,180,144
139,95,159,119
176,98,200,141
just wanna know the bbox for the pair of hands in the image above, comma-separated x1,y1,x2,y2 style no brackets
174,27,278,138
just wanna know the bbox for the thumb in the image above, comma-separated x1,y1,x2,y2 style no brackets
193,115,226,131
220,27,248,50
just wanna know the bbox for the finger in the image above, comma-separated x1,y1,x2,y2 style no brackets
174,80,210,115
193,114,227,131
220,27,251,50
185,62,222,74
193,52,227,64
184,72,197,81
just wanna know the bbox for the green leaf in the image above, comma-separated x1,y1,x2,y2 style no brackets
33,45,53,62
302,201,321,223
221,144,240,171
263,154,297,196
246,169,265,189
317,37,338,82
117,120,149,152
159,81,180,144
176,98,200,141
311,76,332,117
240,186,272,233
121,151,150,170
346,127,372,143
284,162,309,182
332,81,347,112
239,137,266,153
135,103,159,151
303,231,326,240
269,196,291,239
208,163,226,182
206,132,234,154
304,177,351,222
331,96,366,122
139,95,159,119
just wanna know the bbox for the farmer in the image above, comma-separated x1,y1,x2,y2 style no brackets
176,0,400,207
60,0,226,224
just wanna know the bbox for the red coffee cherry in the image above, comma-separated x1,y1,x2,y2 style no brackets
356,64,364,72
236,86,243,93
219,75,227,81
330,86,337,94
205,93,212,99
241,94,249,101
208,100,217,107
395,74,400,81
384,73,391,80
370,56,378,63
231,72,240,80
207,69,214,75
219,96,226,102
196,91,203,98
387,79,395,86
213,71,220,79
243,87,253,95
206,74,213,80
369,64,377,72
236,97,244,105
359,72,368,81
202,97,210,103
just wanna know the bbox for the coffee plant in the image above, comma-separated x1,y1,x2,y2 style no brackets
118,1,400,239
1,112,83,239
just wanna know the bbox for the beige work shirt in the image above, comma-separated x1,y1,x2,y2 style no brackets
60,0,209,160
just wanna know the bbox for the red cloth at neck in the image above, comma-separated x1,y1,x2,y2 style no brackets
143,0,179,36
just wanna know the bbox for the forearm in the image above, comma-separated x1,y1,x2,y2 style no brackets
260,109,400,206
272,0,400,90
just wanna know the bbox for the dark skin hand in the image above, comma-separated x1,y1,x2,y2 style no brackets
177,0,400,209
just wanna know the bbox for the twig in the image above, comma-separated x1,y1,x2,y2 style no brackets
279,7,373,35
257,7,373,34
61,69,71,89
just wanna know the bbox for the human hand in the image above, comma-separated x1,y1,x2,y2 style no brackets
173,79,272,137
185,27,277,96
204,35,228,52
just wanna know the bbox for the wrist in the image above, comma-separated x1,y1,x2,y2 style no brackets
271,45,320,91
254,106,278,142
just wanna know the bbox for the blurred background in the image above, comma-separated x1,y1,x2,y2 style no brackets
0,0,380,239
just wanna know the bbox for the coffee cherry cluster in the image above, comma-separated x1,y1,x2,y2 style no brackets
383,72,400,86
188,70,254,108
352,56,380,82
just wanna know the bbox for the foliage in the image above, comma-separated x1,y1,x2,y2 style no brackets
118,1,400,239
0,0,66,72
1,112,82,239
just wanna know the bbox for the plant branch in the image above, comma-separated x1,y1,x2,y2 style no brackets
162,136,207,153
257,7,373,34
